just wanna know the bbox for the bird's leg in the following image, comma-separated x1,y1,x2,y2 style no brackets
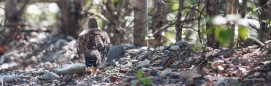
90,66,97,77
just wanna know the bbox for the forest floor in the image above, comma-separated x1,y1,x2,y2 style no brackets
1,31,271,86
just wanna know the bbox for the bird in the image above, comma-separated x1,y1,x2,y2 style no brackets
77,16,111,77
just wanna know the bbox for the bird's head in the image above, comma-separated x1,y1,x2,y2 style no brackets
88,16,98,29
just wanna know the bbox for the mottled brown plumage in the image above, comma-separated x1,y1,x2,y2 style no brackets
77,16,110,76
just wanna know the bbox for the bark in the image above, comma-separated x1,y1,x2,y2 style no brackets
2,0,27,46
175,0,185,41
105,0,124,45
134,0,148,46
150,0,166,48
258,0,271,41
5,0,27,29
57,0,82,38
206,0,220,48
240,0,247,18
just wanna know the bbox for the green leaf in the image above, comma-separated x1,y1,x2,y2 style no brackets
238,26,248,40
137,70,143,79
171,3,179,10
141,78,152,84
215,26,233,47
246,7,253,12
132,80,140,86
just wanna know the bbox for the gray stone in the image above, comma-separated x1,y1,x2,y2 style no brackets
168,72,179,78
0,51,19,64
137,60,150,68
155,46,167,51
176,41,188,47
53,63,86,74
0,75,15,82
169,45,179,50
54,39,68,50
41,70,59,80
66,36,75,41
107,45,124,61
160,68,172,78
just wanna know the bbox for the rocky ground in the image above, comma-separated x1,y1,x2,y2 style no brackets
1,31,271,86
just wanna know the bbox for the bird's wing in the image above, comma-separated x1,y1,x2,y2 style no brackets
77,30,91,58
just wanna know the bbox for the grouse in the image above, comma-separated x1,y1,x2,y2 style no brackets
77,16,110,76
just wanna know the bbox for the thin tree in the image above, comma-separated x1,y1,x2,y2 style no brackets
134,0,148,46
57,0,82,38
206,0,220,48
258,0,271,41
175,0,185,41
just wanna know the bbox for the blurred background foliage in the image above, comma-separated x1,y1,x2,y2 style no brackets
0,0,269,50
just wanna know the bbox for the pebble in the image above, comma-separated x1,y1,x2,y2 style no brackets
169,45,180,50
160,68,172,78
137,60,150,68
41,70,59,80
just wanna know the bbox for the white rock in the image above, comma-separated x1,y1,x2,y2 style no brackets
137,60,150,68
169,45,179,50
0,62,19,69
211,60,224,70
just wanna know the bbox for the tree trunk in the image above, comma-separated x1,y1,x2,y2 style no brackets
2,0,27,46
151,0,166,48
258,0,271,41
57,0,82,38
240,0,247,18
105,0,124,45
175,0,185,41
134,0,148,46
206,0,220,48
5,0,27,29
